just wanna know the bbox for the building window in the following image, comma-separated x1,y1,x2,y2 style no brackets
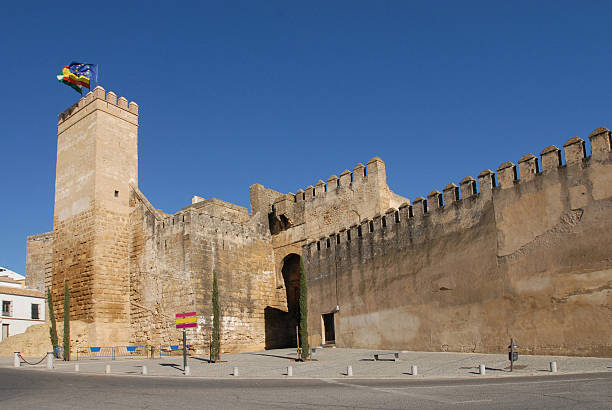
31,304,40,320
2,301,11,317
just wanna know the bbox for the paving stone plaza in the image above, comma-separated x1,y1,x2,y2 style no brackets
5,348,612,379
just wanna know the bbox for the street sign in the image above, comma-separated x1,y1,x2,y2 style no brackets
176,312,197,329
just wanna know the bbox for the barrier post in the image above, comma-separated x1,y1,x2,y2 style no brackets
13,352,20,368
46,352,54,369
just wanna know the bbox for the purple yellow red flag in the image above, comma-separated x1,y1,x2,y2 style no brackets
176,312,197,329
57,62,98,94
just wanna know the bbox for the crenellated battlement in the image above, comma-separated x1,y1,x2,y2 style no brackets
57,85,138,128
305,126,612,256
253,156,408,240
277,156,388,203
302,126,612,356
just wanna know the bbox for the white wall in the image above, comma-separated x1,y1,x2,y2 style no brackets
0,293,46,340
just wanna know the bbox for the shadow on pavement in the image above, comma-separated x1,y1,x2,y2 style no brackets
248,353,296,361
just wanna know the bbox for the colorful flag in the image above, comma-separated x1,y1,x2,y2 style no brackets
176,312,197,329
57,62,98,94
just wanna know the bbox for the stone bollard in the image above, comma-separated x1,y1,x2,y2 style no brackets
46,352,54,369
347,365,353,377
411,365,418,376
550,361,558,373
13,352,20,368
233,367,239,377
142,365,148,375
184,366,190,376
75,364,80,372
287,366,293,377
105,365,111,374
479,364,486,375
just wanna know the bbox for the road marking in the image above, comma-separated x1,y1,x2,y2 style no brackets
453,399,493,404
322,378,453,404
380,376,610,389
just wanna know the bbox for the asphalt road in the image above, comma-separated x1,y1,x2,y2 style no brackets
0,369,611,409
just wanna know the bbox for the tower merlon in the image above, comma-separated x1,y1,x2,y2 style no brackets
118,96,128,109
305,185,314,199
427,190,443,211
588,127,611,161
540,145,562,172
497,161,517,189
398,202,412,222
443,183,459,205
327,175,339,190
315,180,326,197
295,189,305,202
106,91,117,105
460,176,477,199
412,196,427,217
518,154,539,182
563,136,586,166
339,170,352,187
477,169,496,197
353,163,366,183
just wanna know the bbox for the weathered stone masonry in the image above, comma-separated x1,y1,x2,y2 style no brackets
25,86,612,356
303,128,612,357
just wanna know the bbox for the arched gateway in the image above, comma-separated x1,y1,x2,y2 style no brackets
264,253,302,349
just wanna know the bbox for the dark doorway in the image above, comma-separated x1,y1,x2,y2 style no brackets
264,254,302,349
322,312,335,345
282,254,301,319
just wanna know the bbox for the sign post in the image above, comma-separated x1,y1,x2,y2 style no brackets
508,338,519,372
182,329,187,371
176,312,197,372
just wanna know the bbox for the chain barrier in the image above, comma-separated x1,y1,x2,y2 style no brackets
17,353,48,366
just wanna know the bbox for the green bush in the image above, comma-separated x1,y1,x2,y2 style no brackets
47,288,58,351
63,281,70,361
210,271,220,362
299,259,309,359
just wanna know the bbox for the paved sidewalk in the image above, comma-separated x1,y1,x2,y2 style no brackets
3,348,612,379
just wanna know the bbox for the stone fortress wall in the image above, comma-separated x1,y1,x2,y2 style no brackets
24,86,612,356
303,128,612,357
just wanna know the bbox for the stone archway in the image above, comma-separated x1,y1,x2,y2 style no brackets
264,253,302,349
282,254,301,319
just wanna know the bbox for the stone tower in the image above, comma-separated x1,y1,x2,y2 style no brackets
52,86,138,346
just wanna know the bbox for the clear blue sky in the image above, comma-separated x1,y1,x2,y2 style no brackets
1,1,611,275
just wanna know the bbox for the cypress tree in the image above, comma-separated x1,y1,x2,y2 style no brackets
299,258,309,359
210,271,220,362
63,281,70,361
47,288,58,353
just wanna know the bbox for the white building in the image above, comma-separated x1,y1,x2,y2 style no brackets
0,267,45,341
0,267,25,287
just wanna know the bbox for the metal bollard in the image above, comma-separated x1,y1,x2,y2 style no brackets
105,365,111,374
14,352,20,368
479,364,486,375
550,361,558,373
347,365,353,377
142,365,148,375
75,364,80,372
233,367,239,376
287,366,293,377
411,365,418,376
184,365,190,376
46,352,54,369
